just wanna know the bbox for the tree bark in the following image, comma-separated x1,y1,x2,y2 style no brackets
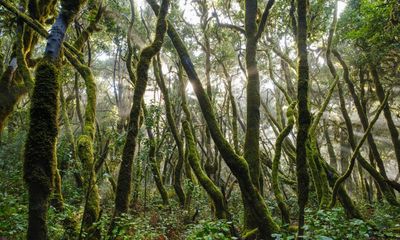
295,0,311,237
24,1,87,238
147,1,279,238
153,57,186,206
113,0,169,218
369,65,400,174
182,120,229,219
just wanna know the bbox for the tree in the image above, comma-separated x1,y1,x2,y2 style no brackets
23,1,88,238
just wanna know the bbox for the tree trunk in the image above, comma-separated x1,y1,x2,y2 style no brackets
295,0,311,237
153,57,186,206
147,1,279,238
24,1,87,238
112,0,169,218
369,65,400,174
182,120,229,219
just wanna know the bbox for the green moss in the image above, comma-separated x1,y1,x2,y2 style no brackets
183,120,229,219
272,103,294,224
296,0,311,236
113,0,169,220
146,0,279,237
153,57,186,206
77,135,101,238
24,59,60,239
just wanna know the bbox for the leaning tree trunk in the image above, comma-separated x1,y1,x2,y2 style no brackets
143,105,169,206
147,1,279,239
112,0,169,220
369,65,400,174
65,51,101,238
153,56,186,206
23,1,87,239
182,120,229,219
272,103,295,224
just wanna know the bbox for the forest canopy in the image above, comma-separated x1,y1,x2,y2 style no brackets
0,0,399,239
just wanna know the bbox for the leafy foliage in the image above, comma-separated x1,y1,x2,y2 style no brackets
187,220,236,240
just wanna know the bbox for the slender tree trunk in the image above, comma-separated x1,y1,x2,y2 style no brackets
332,50,389,180
143,105,169,206
241,0,275,231
295,0,311,237
153,57,186,206
112,0,169,219
182,120,229,219
369,65,400,174
323,122,337,170
272,104,294,224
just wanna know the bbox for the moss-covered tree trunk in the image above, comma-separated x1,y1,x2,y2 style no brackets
153,57,186,206
0,60,21,134
295,0,311,237
23,1,87,239
60,88,83,187
272,103,295,224
24,60,60,240
219,62,239,154
113,0,169,218
242,0,262,229
143,105,169,206
323,122,337,170
65,51,101,237
242,0,275,231
147,1,279,238
182,120,229,219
